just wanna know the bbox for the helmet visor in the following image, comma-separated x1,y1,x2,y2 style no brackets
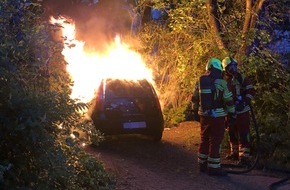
226,62,238,75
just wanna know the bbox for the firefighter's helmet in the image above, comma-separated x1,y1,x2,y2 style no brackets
206,58,223,71
222,57,237,70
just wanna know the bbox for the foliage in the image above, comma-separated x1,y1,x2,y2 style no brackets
243,48,290,168
238,1,290,168
138,1,225,126
0,1,114,189
139,23,199,126
137,0,290,169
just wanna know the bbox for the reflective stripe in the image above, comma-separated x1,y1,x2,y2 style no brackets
208,163,221,168
214,108,226,114
245,84,254,90
198,153,208,164
201,89,211,93
198,153,208,159
215,83,223,90
224,91,233,99
237,105,250,114
199,107,229,117
208,157,221,168
208,157,220,163
246,94,254,99
199,110,227,117
207,157,221,168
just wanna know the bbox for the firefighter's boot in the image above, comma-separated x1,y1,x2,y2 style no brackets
226,144,239,160
238,146,251,166
207,157,227,176
198,153,208,173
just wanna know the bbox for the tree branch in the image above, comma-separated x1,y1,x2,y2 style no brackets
237,0,266,58
250,0,266,28
242,0,253,35
206,0,226,50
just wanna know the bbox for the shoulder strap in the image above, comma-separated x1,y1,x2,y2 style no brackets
212,79,224,108
235,73,244,85
199,75,219,109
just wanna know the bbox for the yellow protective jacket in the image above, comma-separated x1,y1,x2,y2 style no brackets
224,73,255,114
192,76,235,117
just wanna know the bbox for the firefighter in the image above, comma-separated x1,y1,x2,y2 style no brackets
192,58,236,176
222,57,255,165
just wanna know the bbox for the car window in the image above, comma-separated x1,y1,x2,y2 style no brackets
105,79,154,98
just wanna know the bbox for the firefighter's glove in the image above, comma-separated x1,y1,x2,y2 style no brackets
235,96,245,112
228,112,237,126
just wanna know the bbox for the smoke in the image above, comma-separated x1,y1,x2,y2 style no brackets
43,0,132,51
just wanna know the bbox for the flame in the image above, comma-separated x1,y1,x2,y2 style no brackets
50,16,154,103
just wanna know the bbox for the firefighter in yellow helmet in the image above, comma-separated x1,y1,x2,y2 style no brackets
222,57,255,165
191,58,236,176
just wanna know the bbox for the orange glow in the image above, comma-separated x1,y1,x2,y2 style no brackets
50,16,154,103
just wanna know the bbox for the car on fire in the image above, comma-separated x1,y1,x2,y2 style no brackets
89,78,164,141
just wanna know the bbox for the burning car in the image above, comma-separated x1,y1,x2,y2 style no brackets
89,78,164,141
50,16,163,140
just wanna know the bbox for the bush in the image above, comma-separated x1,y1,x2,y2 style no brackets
243,49,290,169
0,1,114,189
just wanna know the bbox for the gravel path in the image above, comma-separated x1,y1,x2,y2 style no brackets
86,121,290,190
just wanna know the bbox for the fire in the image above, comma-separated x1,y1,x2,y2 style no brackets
50,16,154,103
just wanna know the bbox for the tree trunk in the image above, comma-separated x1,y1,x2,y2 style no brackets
242,0,253,36
207,0,266,59
206,0,227,50
250,0,266,28
237,0,266,58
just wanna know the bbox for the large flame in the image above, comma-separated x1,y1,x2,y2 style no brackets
50,16,154,103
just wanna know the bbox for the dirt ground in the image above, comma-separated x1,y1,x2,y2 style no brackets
85,121,290,190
